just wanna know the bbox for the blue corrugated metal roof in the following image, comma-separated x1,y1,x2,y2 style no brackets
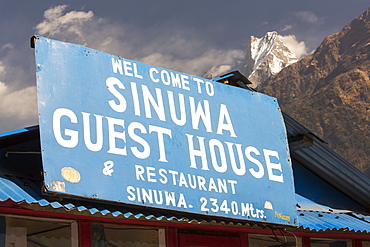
0,174,369,232
295,194,370,232
353,213,370,224
298,211,370,233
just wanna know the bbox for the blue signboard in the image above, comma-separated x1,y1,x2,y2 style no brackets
34,36,297,225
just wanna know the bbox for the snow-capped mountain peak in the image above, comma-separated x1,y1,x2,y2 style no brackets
240,31,298,87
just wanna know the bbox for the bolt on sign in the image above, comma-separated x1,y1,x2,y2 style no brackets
33,36,297,225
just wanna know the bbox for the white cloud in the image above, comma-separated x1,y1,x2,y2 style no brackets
0,82,38,132
0,61,6,77
35,5,94,42
0,59,38,132
0,81,6,95
0,43,14,52
280,25,293,32
34,5,243,78
279,34,311,59
295,11,323,25
141,48,243,77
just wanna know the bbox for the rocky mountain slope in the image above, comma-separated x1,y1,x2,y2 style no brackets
240,31,298,87
259,8,370,177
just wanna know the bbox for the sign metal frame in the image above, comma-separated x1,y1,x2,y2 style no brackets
34,36,297,225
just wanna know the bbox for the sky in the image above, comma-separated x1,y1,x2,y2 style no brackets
0,0,369,133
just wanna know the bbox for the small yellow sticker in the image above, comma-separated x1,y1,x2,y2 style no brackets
61,167,81,183
274,211,291,221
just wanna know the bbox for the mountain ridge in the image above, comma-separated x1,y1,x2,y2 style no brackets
259,8,370,176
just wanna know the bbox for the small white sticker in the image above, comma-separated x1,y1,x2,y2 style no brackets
52,180,66,192
264,200,274,210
